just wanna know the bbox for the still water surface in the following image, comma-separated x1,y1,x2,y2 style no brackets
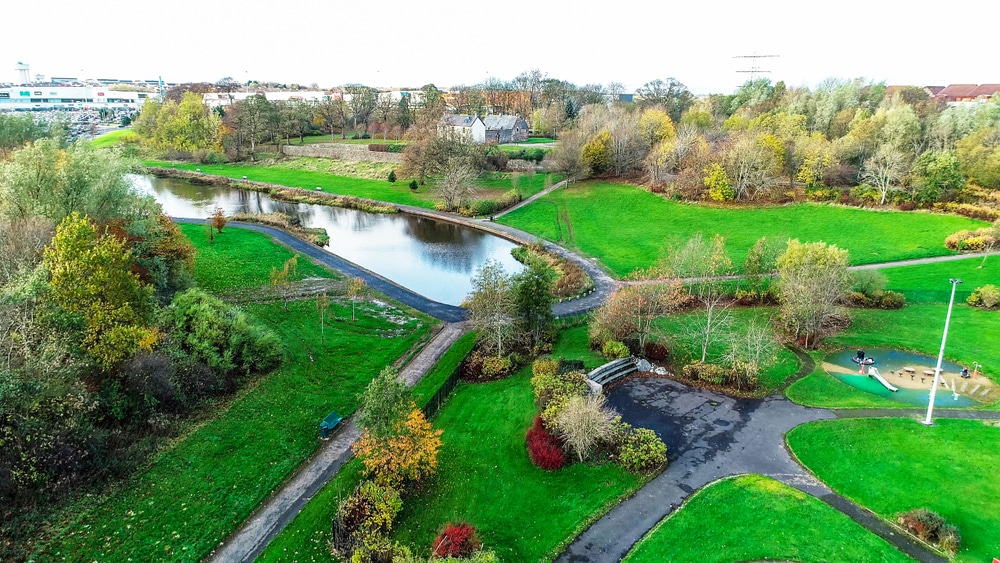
131,174,522,306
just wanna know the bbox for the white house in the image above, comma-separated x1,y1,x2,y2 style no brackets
440,114,486,143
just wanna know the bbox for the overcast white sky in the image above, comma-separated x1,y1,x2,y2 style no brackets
2,0,995,95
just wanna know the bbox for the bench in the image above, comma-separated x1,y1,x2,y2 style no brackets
587,357,638,387
319,410,342,439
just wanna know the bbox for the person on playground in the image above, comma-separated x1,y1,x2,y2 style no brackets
857,349,865,362
961,367,970,379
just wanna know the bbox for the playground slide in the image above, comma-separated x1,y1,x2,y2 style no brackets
868,367,898,392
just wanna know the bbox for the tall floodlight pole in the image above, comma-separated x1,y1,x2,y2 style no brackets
923,278,962,425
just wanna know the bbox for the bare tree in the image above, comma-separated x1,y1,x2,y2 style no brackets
593,269,685,354
662,234,734,363
723,134,778,201
723,318,778,391
862,144,909,205
437,158,479,211
347,277,369,321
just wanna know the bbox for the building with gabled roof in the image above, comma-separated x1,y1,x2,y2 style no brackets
483,115,529,144
935,84,1000,104
440,114,486,143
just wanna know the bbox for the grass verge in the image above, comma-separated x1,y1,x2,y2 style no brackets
498,181,985,277
788,418,1000,563
623,474,912,563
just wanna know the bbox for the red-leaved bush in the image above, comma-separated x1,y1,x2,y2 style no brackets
526,416,565,470
431,522,481,558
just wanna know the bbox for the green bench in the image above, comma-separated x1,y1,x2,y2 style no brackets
319,410,342,438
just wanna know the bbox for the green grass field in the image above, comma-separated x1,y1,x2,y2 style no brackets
390,368,644,562
89,129,139,148
178,223,335,292
879,256,998,302
146,160,561,209
652,306,800,394
259,331,477,562
623,474,911,563
789,418,1000,562
261,327,643,562
32,228,433,562
498,182,986,277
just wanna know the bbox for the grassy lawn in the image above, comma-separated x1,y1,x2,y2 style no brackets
653,306,800,394
259,331,476,562
498,182,986,278
32,229,434,562
518,137,556,144
178,223,335,293
879,256,997,302
788,418,1000,562
390,368,644,562
146,160,562,210
550,324,606,371
624,474,912,563
89,128,139,148
261,329,645,562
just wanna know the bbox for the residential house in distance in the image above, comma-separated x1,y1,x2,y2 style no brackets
483,115,529,144
440,114,486,143
933,84,1000,105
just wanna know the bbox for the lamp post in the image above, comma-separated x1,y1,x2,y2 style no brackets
923,278,962,425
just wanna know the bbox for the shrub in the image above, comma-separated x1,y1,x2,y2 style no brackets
531,370,588,410
431,522,482,558
643,341,670,361
331,480,402,560
480,355,513,380
388,170,397,184
460,350,486,380
967,284,1000,308
409,180,419,191
558,358,585,374
555,394,618,462
368,143,389,152
532,358,559,378
897,508,960,554
387,143,405,153
526,416,565,470
852,269,887,297
617,427,668,473
933,202,1000,222
602,340,630,360
681,362,728,385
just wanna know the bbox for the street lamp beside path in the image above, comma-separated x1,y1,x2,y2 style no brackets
923,278,962,426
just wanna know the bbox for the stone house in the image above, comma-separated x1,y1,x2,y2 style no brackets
483,115,530,144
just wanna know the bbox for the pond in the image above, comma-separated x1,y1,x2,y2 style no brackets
824,348,993,408
130,174,523,306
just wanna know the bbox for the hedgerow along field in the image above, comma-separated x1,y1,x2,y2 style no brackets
145,160,561,209
623,474,912,563
788,418,1000,562
497,181,987,277
32,227,434,562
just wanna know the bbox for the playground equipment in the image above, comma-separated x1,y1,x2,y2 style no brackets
867,367,898,392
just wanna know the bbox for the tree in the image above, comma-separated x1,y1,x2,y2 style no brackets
0,113,50,158
0,138,158,224
437,158,479,210
776,239,852,349
347,277,368,321
956,126,1000,189
723,134,779,201
270,255,297,310
387,170,397,185
43,213,157,370
215,77,241,105
555,394,618,462
662,235,734,363
741,236,783,298
315,95,349,139
356,366,411,440
636,78,695,122
466,260,518,357
581,130,613,175
210,207,227,233
912,150,965,203
723,318,777,391
703,163,734,201
862,144,909,204
316,292,330,345
230,94,274,160
344,84,378,136
513,259,555,350
638,109,677,147
591,270,685,354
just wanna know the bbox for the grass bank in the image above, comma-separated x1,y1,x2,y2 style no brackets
879,256,997,302
789,418,1000,562
498,181,985,277
624,474,911,563
89,128,139,148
